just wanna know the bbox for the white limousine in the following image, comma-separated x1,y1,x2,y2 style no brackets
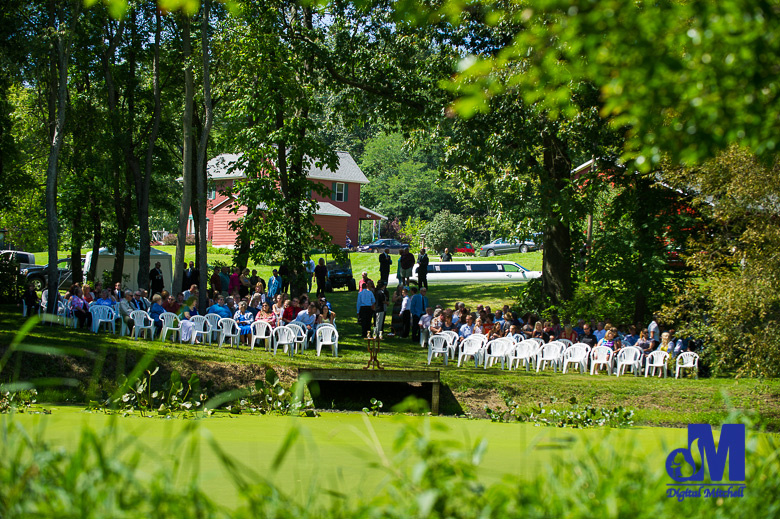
387,261,541,286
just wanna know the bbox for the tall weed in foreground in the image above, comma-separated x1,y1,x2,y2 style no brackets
0,413,778,518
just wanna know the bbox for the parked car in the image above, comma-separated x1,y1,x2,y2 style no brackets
387,261,541,285
24,258,79,291
479,237,541,256
356,238,409,254
1,250,36,271
455,242,475,255
324,257,357,291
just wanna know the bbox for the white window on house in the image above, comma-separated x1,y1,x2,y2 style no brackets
332,182,348,202
208,187,217,200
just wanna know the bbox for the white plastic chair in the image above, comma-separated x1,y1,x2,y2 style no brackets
159,312,182,343
507,340,536,370
189,315,212,344
440,330,459,359
458,336,484,367
536,341,566,373
427,334,449,366
271,325,296,356
218,318,240,348
287,321,308,353
645,350,669,377
558,338,573,348
90,305,116,334
590,345,613,375
483,338,512,369
250,321,272,351
205,314,222,342
530,337,544,346
615,346,642,376
562,344,588,374
675,352,699,379
315,324,339,357
130,310,155,340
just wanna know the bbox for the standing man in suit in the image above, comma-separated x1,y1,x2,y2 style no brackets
149,262,164,296
187,261,200,288
378,248,392,286
417,248,430,289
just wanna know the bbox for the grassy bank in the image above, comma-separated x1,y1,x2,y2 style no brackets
3,278,780,428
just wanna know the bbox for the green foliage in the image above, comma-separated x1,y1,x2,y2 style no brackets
0,388,45,414
660,147,780,377
486,395,635,428
225,369,318,417
443,0,780,169
422,210,464,253
92,366,204,418
0,256,23,304
398,216,427,252
359,132,458,222
362,397,383,416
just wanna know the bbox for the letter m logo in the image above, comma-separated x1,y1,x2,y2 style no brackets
689,423,746,482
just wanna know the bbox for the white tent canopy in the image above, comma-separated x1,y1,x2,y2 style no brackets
84,247,173,292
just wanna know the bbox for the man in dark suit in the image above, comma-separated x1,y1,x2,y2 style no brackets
186,261,200,288
378,248,392,285
149,262,164,296
417,248,430,289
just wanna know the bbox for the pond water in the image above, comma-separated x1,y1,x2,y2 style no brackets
7,406,688,508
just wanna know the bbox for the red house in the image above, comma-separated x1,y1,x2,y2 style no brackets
195,152,385,248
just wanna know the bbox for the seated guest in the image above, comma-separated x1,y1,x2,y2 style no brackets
182,284,198,302
112,282,123,302
179,298,200,343
294,303,319,348
255,301,278,328
281,297,300,325
459,314,476,343
206,295,232,318
21,284,40,315
247,294,262,318
234,301,254,344
597,328,621,351
441,313,458,333
429,309,443,336
573,319,585,336
418,307,434,347
488,322,504,341
82,285,95,304
320,300,336,326
579,323,598,348
531,321,544,339
118,290,134,329
594,321,607,342
225,296,237,315
149,294,166,331
623,325,639,346
93,290,114,307
635,329,653,354
560,324,578,343
70,288,92,329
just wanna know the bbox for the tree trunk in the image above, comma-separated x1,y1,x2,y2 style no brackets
136,7,162,291
70,210,83,286
196,0,214,310
174,14,194,295
541,132,573,304
45,0,78,313
87,212,101,282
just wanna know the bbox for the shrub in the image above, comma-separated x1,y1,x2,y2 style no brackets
162,234,196,246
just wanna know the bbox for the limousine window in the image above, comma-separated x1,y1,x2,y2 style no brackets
503,264,521,272
438,263,468,273
470,263,500,272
